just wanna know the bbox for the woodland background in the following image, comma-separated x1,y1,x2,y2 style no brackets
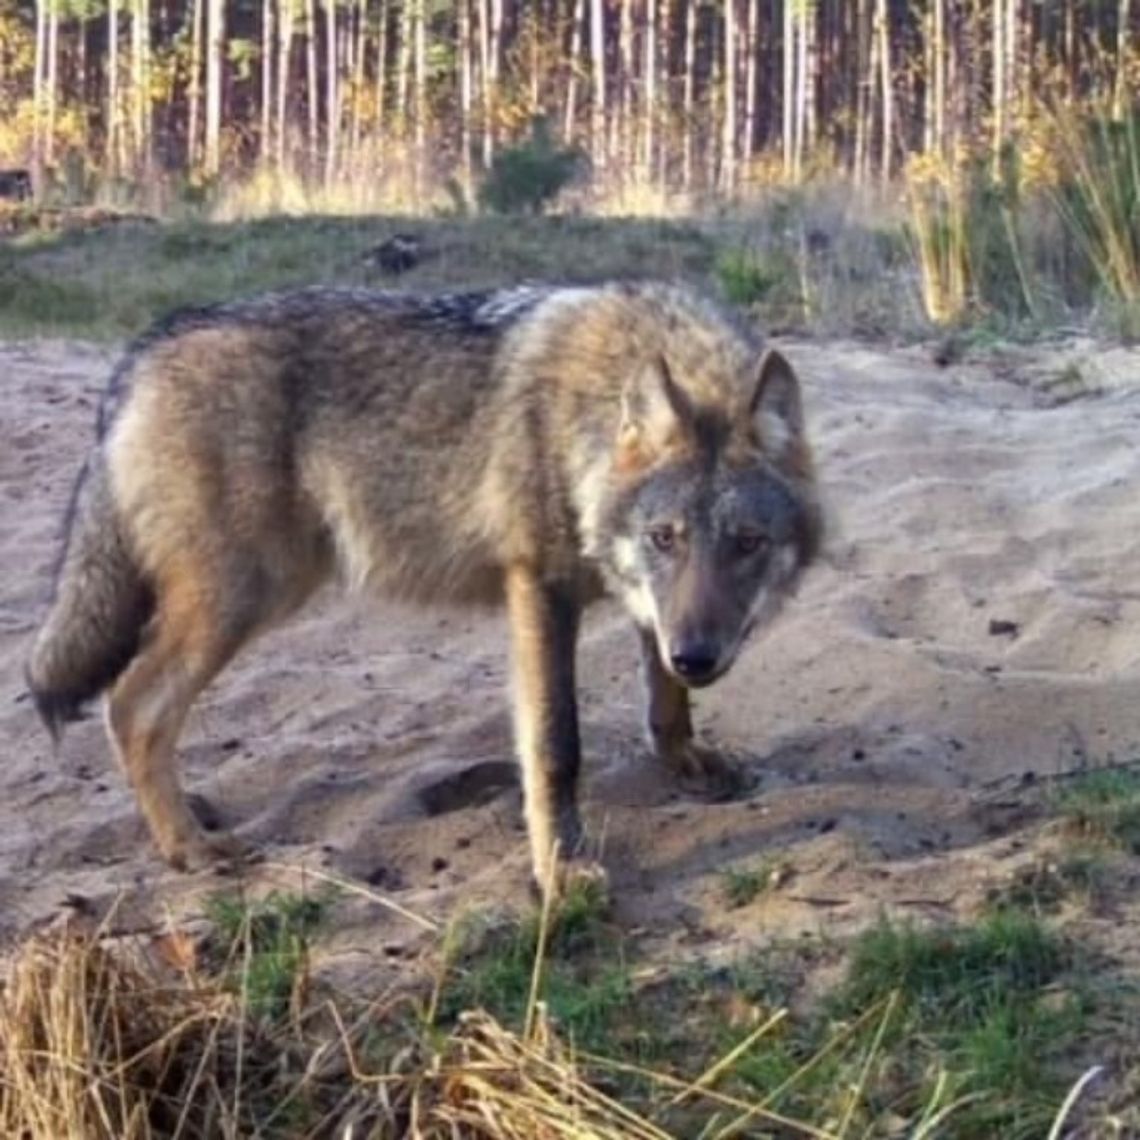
0,0,1136,207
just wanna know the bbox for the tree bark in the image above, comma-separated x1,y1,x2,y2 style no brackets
563,0,584,143
590,0,605,171
261,0,275,165
204,0,223,176
276,0,294,169
721,0,736,191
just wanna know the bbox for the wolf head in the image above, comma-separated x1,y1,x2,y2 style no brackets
597,348,821,688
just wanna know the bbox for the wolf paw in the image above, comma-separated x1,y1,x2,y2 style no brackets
660,740,746,801
531,856,611,910
166,831,261,875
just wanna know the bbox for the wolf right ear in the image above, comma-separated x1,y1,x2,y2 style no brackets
619,356,693,460
750,349,804,459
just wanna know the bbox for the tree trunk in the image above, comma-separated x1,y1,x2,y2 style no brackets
459,0,473,185
33,0,45,186
794,0,808,180
413,0,425,186
276,0,294,169
186,0,201,170
721,0,736,191
305,0,318,172
1114,0,1131,120
478,0,491,165
682,0,695,188
563,0,584,143
350,0,365,174
324,0,338,184
742,0,758,165
934,0,945,156
782,0,793,176
261,0,274,165
396,0,411,135
45,0,59,166
992,0,1005,177
875,0,892,184
614,0,632,169
655,0,669,186
853,0,870,183
642,0,655,181
590,0,605,171
373,0,388,148
204,0,223,176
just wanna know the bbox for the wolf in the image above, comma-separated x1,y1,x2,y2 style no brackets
26,281,823,894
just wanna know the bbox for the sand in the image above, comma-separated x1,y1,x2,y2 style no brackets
2,333,1139,975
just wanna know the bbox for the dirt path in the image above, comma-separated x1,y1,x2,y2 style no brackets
3,336,1139,976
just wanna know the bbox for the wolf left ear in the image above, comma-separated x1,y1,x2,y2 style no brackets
750,348,804,457
619,355,693,456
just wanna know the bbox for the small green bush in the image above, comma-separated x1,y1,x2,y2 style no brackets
477,116,583,216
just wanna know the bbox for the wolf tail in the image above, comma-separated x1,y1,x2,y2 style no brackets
26,458,154,741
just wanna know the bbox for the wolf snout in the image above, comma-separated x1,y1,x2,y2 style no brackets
668,640,723,686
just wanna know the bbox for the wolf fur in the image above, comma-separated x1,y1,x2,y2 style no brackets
27,282,823,892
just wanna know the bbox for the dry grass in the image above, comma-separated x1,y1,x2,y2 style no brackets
0,896,1117,1140
0,914,818,1140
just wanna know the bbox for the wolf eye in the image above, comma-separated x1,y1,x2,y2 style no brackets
649,525,676,552
735,532,770,556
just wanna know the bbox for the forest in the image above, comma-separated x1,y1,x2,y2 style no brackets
0,0,1135,205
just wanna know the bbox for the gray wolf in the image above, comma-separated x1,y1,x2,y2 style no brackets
26,282,823,894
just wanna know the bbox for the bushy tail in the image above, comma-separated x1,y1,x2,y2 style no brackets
26,459,154,740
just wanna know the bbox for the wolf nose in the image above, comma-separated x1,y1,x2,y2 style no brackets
670,648,719,682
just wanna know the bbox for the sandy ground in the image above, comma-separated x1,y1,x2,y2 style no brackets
3,334,1140,981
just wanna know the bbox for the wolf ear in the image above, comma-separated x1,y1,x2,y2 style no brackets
619,356,692,456
750,348,804,458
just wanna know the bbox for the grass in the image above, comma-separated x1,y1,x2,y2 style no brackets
720,857,790,908
1056,766,1140,853
0,874,1126,1138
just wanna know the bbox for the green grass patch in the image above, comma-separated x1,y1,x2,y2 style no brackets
1056,766,1140,852
205,887,335,1021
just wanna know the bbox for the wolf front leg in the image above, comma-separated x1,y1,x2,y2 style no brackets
504,564,595,894
638,628,742,797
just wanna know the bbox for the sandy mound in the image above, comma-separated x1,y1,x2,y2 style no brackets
2,335,1139,969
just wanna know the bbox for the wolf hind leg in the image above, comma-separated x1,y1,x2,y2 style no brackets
106,559,311,872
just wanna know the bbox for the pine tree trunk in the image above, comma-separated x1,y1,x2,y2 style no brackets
396,0,411,135
854,0,870,183
373,0,388,149
721,0,736,191
459,0,473,185
876,0,892,183
1114,0,1131,119
186,0,202,170
743,0,758,165
934,0,945,157
563,0,584,143
642,0,656,181
276,0,294,169
477,0,491,165
782,0,793,176
305,0,318,172
590,0,606,171
992,0,1005,176
795,0,808,180
682,0,695,187
413,0,425,185
33,0,45,185
45,0,58,166
204,0,223,176
655,0,669,186
324,0,338,184
614,0,632,169
261,0,275,164
350,0,365,174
